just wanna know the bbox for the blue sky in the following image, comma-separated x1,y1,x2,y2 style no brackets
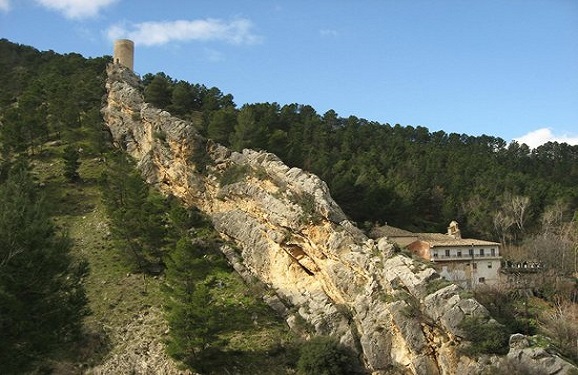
1,0,577,148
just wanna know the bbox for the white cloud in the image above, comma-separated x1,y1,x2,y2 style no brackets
106,18,262,47
0,0,10,12
35,0,117,19
515,128,578,149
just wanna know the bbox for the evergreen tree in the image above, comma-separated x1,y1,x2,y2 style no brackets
230,105,267,151
100,153,168,272
164,238,220,364
62,145,80,181
0,165,89,373
207,106,237,146
168,80,194,116
297,336,359,375
144,73,173,109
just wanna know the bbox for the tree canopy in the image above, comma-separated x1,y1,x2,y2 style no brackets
0,163,89,373
136,72,578,241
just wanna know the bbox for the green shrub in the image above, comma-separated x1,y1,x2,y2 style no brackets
153,130,167,142
294,191,322,225
297,336,359,375
459,316,510,355
219,164,250,186
425,277,453,295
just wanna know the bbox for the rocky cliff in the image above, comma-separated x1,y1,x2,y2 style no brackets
102,64,577,375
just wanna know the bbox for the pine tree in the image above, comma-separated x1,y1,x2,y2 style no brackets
0,165,89,373
100,152,168,272
144,73,173,109
62,145,80,181
164,238,222,365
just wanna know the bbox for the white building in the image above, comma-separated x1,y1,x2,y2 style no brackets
377,221,502,289
408,234,501,288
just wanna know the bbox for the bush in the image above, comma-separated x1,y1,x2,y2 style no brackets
459,316,510,355
294,191,322,225
219,163,249,186
297,336,359,375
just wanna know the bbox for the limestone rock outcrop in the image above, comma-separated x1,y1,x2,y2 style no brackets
102,64,577,375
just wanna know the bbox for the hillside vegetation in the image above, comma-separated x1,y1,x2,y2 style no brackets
1,39,577,373
142,71,577,239
0,39,301,374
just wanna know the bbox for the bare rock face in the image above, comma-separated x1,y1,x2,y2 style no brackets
102,64,577,375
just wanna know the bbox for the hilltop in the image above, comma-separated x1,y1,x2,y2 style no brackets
1,39,577,374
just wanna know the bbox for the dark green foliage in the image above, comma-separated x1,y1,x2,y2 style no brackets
144,72,173,108
207,106,237,145
141,72,234,119
0,39,108,156
62,145,80,181
135,46,577,243
162,223,253,372
0,165,90,373
229,104,272,151
164,238,226,364
473,286,537,336
297,336,360,375
459,316,510,355
166,196,212,240
425,277,454,295
163,199,298,373
168,80,196,116
99,152,168,273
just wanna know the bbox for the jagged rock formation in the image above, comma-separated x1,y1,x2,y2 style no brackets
102,64,577,375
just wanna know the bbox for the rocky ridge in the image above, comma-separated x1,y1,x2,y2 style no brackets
102,64,577,375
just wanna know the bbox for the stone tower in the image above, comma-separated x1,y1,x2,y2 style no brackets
113,39,134,71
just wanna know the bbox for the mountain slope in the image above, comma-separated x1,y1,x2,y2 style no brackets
102,63,578,375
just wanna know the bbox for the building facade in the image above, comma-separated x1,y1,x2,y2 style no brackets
378,221,502,289
407,234,501,288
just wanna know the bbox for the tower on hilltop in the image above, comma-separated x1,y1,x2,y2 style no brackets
113,39,134,71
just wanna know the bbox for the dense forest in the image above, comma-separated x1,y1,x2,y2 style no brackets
141,66,578,243
1,39,577,372
2,38,576,243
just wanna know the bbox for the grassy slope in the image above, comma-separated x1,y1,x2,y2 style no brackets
30,140,299,374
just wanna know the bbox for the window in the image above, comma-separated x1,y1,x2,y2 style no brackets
445,249,450,257
433,251,438,258
491,248,496,256
457,251,462,257
480,248,485,257
488,262,492,268
479,277,485,283
468,248,473,256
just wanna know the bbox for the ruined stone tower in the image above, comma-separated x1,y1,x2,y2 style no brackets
113,39,134,71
